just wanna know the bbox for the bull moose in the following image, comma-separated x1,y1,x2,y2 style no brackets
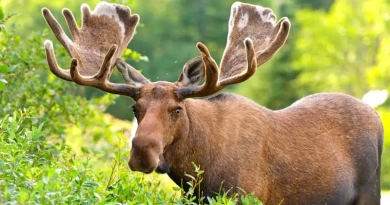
41,1,383,204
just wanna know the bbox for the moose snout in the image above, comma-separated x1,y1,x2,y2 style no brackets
128,136,162,174
128,155,155,173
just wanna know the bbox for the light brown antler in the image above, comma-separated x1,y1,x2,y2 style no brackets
176,2,290,99
42,2,149,97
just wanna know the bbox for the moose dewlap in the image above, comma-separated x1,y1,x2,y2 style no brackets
42,1,383,204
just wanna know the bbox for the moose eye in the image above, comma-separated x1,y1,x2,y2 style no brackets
174,106,182,115
132,105,140,117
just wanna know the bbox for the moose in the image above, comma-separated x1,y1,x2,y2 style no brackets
41,2,383,204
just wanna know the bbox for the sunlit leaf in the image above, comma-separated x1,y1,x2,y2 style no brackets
8,12,19,18
0,81,5,91
0,7,4,20
0,65,9,73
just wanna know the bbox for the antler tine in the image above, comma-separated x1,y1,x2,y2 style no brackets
175,43,219,99
70,44,116,86
62,8,80,41
218,38,257,87
81,3,92,26
70,44,140,97
256,17,290,66
116,58,151,86
109,4,140,56
44,40,72,81
42,8,74,59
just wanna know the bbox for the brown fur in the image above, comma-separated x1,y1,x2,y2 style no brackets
129,84,383,205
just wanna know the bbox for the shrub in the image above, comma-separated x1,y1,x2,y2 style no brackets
0,110,175,204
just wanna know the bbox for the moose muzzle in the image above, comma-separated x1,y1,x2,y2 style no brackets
129,135,164,174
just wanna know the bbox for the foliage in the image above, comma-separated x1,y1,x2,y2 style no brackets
0,29,108,137
0,6,17,32
0,6,17,91
0,110,174,204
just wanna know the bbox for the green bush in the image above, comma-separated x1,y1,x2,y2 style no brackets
0,110,173,204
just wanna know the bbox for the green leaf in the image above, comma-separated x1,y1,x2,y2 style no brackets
43,176,49,184
0,7,4,20
81,146,90,154
8,12,19,18
93,193,102,201
0,65,9,73
0,81,5,91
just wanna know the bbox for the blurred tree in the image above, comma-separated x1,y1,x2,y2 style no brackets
293,0,390,97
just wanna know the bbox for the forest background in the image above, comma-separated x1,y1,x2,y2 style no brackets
1,0,389,204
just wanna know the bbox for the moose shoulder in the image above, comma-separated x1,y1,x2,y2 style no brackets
42,1,383,204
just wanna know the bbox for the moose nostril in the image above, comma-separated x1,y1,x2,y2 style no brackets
128,160,154,173
143,168,154,174
129,149,159,174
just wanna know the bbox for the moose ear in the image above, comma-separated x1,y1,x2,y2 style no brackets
176,57,205,87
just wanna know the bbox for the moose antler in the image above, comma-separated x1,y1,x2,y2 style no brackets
176,2,290,99
42,2,149,97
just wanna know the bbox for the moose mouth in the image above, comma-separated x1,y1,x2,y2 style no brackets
155,157,170,174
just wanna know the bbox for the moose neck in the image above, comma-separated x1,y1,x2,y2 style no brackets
163,93,276,197
163,97,215,194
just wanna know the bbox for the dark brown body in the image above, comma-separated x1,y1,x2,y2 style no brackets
163,92,383,205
